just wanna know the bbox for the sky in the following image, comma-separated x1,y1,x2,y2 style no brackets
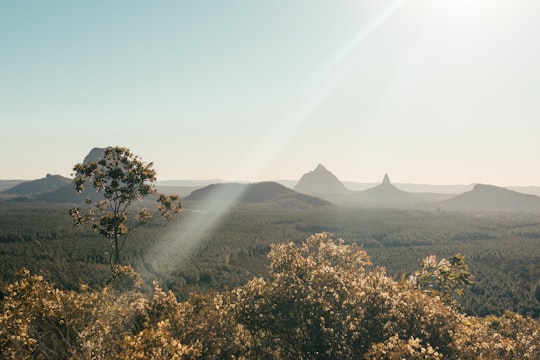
2,0,540,186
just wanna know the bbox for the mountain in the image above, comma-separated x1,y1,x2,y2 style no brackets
156,185,202,197
32,183,102,204
5,148,107,203
156,179,226,187
274,179,298,189
156,180,223,198
351,174,425,207
1,174,72,195
441,184,540,212
0,180,24,192
186,182,330,209
83,147,105,163
294,164,350,195
508,186,540,197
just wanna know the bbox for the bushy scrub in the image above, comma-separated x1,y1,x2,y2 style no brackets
1,233,539,359
233,233,465,358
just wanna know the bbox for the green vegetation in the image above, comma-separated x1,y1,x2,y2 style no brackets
409,253,474,309
1,202,540,316
1,233,539,359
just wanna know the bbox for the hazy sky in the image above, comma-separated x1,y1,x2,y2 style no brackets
2,0,540,186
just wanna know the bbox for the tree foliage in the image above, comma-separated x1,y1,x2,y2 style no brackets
409,253,475,309
69,146,181,270
2,233,539,359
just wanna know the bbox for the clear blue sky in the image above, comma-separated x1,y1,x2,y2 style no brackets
2,0,540,185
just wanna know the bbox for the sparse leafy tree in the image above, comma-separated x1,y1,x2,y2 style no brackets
69,146,181,270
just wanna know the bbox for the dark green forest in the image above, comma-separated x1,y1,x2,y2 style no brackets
1,201,539,317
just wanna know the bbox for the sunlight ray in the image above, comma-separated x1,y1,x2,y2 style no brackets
150,0,406,277
307,0,405,90
237,0,406,180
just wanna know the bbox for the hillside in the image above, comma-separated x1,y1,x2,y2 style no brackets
33,183,103,204
1,174,72,195
2,148,107,203
83,147,105,163
345,174,425,207
186,181,330,208
0,180,24,192
156,185,202,197
3,148,108,203
294,164,350,195
441,183,540,212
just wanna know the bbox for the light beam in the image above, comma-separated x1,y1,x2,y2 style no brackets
149,0,406,278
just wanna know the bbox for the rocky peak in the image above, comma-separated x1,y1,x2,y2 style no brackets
294,164,349,195
83,147,105,164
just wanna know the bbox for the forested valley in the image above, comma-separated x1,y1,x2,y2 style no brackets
1,202,540,316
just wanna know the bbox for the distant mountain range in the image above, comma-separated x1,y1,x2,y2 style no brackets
2,149,540,213
292,164,540,212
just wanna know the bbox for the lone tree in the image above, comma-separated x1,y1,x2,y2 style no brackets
69,146,181,270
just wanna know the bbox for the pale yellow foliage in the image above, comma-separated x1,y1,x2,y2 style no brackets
1,233,539,359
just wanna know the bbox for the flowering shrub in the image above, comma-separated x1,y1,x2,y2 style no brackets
234,233,467,358
1,233,539,359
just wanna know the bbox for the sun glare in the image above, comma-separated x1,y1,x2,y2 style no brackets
430,0,497,18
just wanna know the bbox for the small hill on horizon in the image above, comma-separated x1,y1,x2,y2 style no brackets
1,174,72,195
441,183,540,212
186,181,331,209
294,164,350,195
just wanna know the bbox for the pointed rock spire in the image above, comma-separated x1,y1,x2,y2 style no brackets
382,173,391,185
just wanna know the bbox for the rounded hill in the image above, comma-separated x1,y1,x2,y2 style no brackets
186,181,331,208
1,174,71,195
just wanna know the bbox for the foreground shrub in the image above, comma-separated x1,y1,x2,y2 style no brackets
233,233,467,358
1,233,539,359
